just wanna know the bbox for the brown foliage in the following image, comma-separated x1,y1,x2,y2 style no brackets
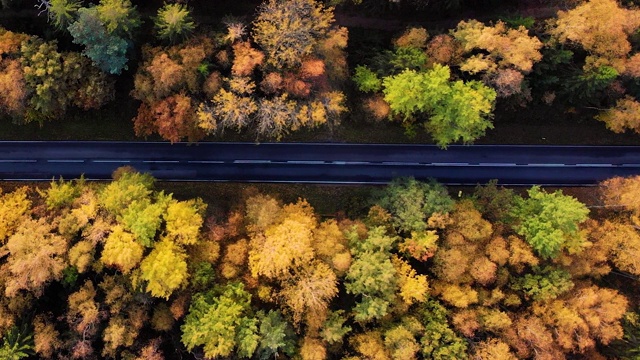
283,73,312,98
624,53,640,77
489,68,525,98
136,338,164,360
504,315,562,359
316,27,349,82
221,239,249,279
133,38,213,104
134,94,204,143
67,281,100,336
33,315,62,358
364,95,391,121
203,71,222,99
301,58,326,78
394,27,429,49
232,41,265,76
260,72,284,94
132,103,157,138
0,59,26,116
145,52,185,100
452,309,479,337
533,285,628,353
0,28,29,56
426,34,462,67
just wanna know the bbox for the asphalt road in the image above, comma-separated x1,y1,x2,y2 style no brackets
1,141,640,185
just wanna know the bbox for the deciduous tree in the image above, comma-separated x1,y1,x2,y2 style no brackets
252,0,335,69
382,65,496,146
548,0,640,72
139,239,188,299
4,218,67,297
596,96,640,134
510,186,589,259
181,282,259,358
100,225,144,274
377,177,453,233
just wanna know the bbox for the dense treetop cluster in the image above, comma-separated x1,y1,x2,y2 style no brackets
0,170,638,359
2,0,640,145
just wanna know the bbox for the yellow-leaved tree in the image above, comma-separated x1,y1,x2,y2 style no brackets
0,186,31,243
4,218,68,297
138,239,188,299
548,0,640,72
101,225,144,274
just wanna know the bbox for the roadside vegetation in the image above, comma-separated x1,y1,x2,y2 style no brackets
0,170,639,359
2,0,640,146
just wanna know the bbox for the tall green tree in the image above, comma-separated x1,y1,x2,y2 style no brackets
382,65,496,146
68,7,129,74
345,226,399,322
377,177,453,233
510,186,589,259
181,283,259,358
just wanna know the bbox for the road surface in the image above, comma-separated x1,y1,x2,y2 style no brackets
1,142,640,185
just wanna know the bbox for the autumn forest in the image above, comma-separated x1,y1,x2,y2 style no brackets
3,0,640,359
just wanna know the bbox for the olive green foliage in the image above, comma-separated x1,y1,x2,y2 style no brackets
45,0,82,30
153,3,195,43
0,325,33,360
345,226,398,322
181,283,259,358
472,179,515,222
321,310,352,344
95,0,140,37
353,65,382,93
419,300,468,358
39,177,82,210
511,266,574,301
565,65,619,103
510,186,589,259
98,170,154,216
119,199,165,247
20,38,65,122
255,310,296,359
377,177,454,233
